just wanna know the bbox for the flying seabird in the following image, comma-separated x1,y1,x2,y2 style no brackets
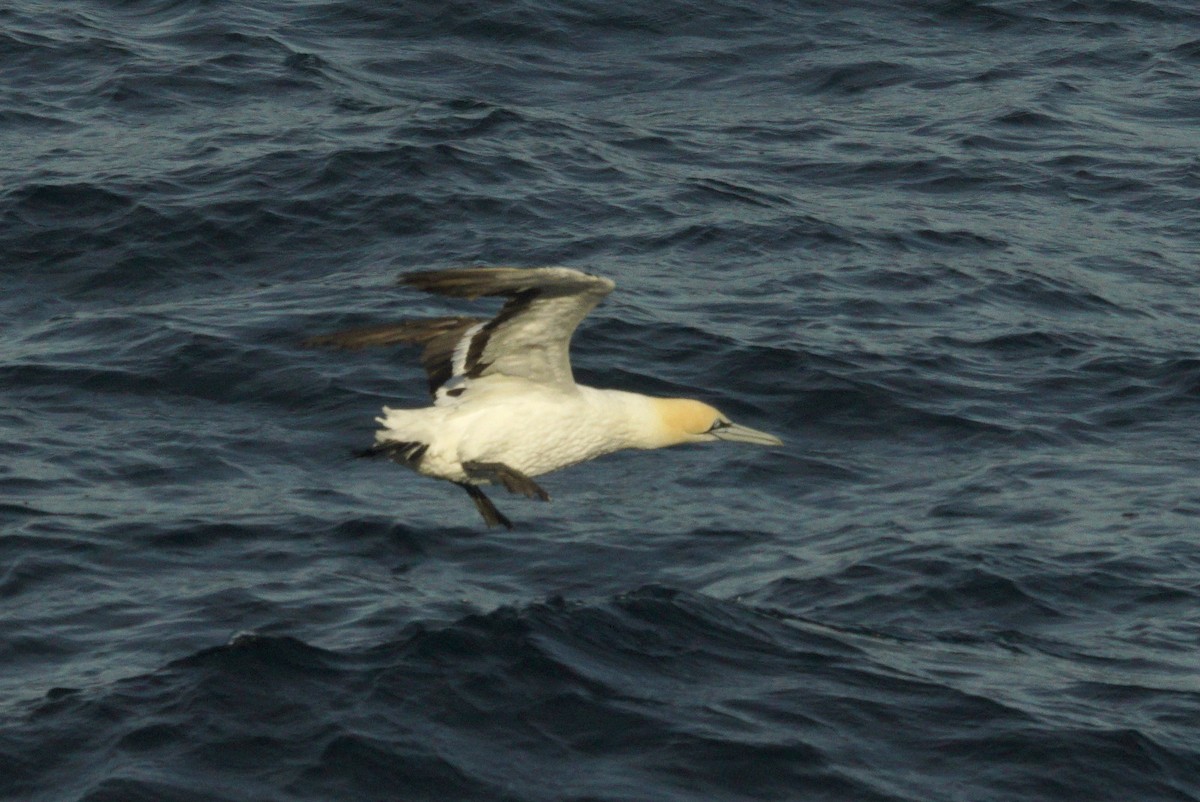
306,266,782,529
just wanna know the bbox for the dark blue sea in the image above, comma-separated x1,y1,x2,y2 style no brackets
4,1,1200,800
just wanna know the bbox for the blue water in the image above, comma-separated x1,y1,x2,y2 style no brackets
3,1,1200,799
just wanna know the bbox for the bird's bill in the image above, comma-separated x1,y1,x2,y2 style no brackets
713,422,783,447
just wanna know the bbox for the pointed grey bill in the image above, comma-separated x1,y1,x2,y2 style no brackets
713,422,783,446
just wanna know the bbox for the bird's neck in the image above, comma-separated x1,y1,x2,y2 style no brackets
579,387,691,450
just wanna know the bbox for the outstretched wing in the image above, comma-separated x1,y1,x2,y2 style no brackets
401,267,615,389
304,266,614,397
304,316,486,395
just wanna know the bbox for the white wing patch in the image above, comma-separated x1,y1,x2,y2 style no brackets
452,322,485,377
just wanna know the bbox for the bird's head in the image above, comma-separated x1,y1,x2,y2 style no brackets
652,398,783,448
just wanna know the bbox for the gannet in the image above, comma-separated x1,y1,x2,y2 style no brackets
307,267,782,529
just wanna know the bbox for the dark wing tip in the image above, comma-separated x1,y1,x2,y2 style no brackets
302,318,479,351
399,266,614,299
301,330,375,350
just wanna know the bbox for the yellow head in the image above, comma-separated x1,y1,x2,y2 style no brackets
650,398,783,448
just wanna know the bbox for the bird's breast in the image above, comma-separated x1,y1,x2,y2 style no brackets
459,402,619,477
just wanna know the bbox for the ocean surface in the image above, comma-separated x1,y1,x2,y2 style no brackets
3,1,1199,800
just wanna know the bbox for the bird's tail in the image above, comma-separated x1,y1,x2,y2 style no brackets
357,440,428,468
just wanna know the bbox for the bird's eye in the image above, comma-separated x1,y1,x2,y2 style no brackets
708,419,731,432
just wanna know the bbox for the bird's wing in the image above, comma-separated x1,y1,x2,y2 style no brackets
400,267,615,389
303,316,487,396
304,267,614,397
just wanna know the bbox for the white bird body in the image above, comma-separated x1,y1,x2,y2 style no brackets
377,382,671,483
307,266,781,528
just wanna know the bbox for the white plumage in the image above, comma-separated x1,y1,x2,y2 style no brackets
307,266,781,528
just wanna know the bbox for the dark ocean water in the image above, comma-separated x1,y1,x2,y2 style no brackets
3,0,1200,799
